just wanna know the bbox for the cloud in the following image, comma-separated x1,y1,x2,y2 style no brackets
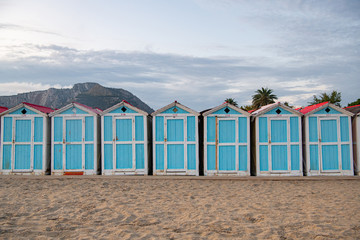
0,82,71,96
0,44,358,110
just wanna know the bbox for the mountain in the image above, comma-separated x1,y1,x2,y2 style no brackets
0,82,154,113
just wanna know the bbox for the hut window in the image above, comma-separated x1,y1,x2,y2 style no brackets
325,108,330,113
173,107,178,113
121,107,127,112
21,109,27,114
72,108,77,114
276,109,282,114
224,107,230,113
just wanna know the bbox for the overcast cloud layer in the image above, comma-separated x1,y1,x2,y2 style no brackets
0,0,359,111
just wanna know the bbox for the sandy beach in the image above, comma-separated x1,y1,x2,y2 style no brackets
0,176,359,239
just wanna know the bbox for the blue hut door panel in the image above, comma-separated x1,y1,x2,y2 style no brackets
115,117,135,170
14,119,32,170
166,118,185,171
270,119,289,172
218,119,236,171
319,118,340,172
65,119,83,170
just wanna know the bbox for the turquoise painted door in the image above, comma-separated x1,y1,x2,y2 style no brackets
65,119,82,170
166,118,185,170
14,119,32,170
115,118,134,169
320,118,339,171
270,119,288,171
218,119,236,171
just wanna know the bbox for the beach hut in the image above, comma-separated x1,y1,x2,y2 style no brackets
50,102,101,175
0,102,53,175
152,101,199,175
251,102,303,176
202,103,251,176
101,101,151,175
344,104,360,175
300,102,354,176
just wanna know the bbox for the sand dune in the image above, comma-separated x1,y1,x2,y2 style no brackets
0,176,359,239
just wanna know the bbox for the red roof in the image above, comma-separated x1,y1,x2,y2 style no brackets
73,102,101,115
23,102,54,114
344,104,360,109
248,109,255,113
299,102,328,115
0,106,8,114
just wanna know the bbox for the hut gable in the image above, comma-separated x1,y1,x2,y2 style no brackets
50,102,100,117
110,106,137,114
152,101,200,116
203,103,251,116
102,101,148,116
9,107,38,115
1,102,54,117
313,107,341,115
252,102,302,117
58,107,88,115
300,102,353,117
264,107,292,115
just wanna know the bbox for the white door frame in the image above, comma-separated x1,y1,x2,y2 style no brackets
318,116,341,173
217,117,238,173
164,116,187,172
113,116,136,171
63,116,85,171
267,117,291,173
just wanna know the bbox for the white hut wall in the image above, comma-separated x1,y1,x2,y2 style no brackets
1,108,50,174
51,107,99,174
254,108,302,176
102,107,148,175
304,107,353,175
204,112,249,175
153,110,198,175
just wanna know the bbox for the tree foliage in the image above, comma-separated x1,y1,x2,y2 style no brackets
240,105,255,112
224,98,238,107
309,91,341,107
347,98,360,107
252,87,278,109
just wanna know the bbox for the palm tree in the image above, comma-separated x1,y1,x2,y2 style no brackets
309,90,341,107
252,87,278,109
224,98,238,107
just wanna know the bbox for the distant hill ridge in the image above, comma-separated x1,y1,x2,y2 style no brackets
0,82,154,114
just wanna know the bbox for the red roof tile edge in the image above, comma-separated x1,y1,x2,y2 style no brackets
23,102,54,114
299,101,329,115
72,102,101,115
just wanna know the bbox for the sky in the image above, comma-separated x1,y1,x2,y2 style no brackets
0,0,359,111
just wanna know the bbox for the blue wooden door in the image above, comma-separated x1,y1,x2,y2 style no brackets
166,118,185,170
270,119,288,171
65,119,82,170
115,118,134,169
14,119,32,170
218,119,236,171
320,118,339,171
